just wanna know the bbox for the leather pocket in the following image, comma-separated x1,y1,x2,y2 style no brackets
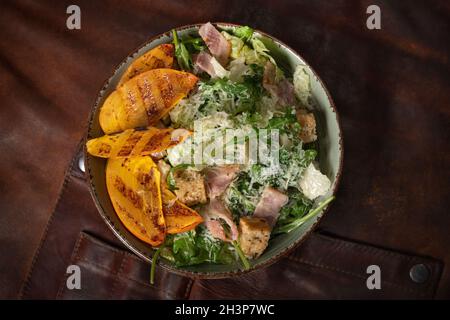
56,232,192,300
189,232,443,299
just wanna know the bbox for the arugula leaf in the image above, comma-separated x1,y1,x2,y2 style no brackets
173,230,197,261
273,196,335,234
234,26,254,42
172,29,191,71
276,190,312,227
232,240,250,270
227,184,256,217
183,36,206,52
276,145,317,190
162,227,237,267
195,231,235,265
197,77,262,116
166,173,177,191
150,244,164,285
267,110,301,135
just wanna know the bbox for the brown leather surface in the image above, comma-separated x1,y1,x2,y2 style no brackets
0,0,449,299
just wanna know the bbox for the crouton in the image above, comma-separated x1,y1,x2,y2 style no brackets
296,109,317,143
239,216,271,259
173,169,207,206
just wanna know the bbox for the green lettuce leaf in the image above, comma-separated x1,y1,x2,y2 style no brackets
234,26,254,42
161,228,236,267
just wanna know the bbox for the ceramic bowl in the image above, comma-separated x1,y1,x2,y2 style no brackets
85,23,343,278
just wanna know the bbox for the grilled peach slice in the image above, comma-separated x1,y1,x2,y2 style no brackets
100,69,198,134
162,188,204,234
118,44,174,86
106,156,165,246
86,127,191,158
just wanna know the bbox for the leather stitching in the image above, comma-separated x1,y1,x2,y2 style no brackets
183,279,194,300
55,231,87,299
18,141,83,299
109,252,126,299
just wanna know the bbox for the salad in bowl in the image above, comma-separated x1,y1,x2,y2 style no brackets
85,22,342,279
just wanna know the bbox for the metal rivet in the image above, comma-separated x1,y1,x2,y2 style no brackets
409,264,429,283
78,154,85,173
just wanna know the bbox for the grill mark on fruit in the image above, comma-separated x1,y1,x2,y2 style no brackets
159,78,175,106
137,168,165,236
138,78,159,123
121,158,131,168
161,44,174,57
146,103,159,122
151,235,163,242
143,205,165,235
108,134,119,142
125,89,138,120
151,57,165,68
117,130,143,156
163,202,193,217
115,202,147,235
137,169,154,188
113,176,143,209
138,78,152,101
153,213,165,233
142,130,169,152
97,143,111,155
149,175,159,201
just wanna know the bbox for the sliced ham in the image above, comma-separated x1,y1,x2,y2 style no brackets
263,61,296,107
253,186,289,228
204,219,227,241
202,165,241,241
193,51,229,78
277,79,296,106
202,199,239,242
198,22,231,66
205,165,240,198
193,52,214,76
